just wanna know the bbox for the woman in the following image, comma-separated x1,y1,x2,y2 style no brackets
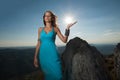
34,10,76,80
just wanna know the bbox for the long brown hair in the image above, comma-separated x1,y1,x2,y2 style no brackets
43,10,58,27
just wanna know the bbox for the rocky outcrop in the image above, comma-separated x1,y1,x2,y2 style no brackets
114,43,120,80
61,37,111,80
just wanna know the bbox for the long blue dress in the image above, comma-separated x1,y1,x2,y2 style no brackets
38,26,63,80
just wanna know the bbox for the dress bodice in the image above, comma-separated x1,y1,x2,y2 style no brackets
39,27,56,44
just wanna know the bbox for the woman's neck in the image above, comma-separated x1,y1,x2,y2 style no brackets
45,22,52,28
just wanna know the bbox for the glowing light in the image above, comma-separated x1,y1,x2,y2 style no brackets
64,16,74,24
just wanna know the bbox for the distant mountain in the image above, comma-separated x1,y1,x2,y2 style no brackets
91,44,116,55
0,48,39,80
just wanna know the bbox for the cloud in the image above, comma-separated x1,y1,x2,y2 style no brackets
103,29,120,36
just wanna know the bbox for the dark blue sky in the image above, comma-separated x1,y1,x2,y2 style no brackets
0,0,120,47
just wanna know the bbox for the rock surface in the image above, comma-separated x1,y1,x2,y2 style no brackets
114,43,120,80
61,37,111,80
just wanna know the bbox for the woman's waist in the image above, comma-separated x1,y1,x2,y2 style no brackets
39,42,57,51
40,41,56,46
41,39,55,42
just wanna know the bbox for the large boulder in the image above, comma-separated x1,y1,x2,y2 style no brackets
61,37,111,80
114,43,120,80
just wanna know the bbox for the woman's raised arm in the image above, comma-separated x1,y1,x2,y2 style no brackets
55,27,68,43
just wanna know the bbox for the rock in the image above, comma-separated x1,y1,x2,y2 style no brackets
114,43,120,80
61,37,111,80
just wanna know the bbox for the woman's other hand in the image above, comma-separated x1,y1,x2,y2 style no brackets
34,57,39,68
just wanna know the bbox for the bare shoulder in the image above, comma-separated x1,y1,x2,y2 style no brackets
54,26,60,33
38,27,43,33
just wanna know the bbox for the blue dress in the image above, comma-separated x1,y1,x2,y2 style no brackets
38,27,63,80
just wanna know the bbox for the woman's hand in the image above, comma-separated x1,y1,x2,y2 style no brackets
34,57,39,68
67,21,77,29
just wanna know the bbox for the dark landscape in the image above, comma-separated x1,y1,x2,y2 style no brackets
0,37,119,80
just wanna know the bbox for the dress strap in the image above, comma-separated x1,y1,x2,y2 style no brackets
52,26,54,31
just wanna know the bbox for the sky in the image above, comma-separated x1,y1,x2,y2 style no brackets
0,0,120,47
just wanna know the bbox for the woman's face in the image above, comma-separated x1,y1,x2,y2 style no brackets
44,12,52,22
